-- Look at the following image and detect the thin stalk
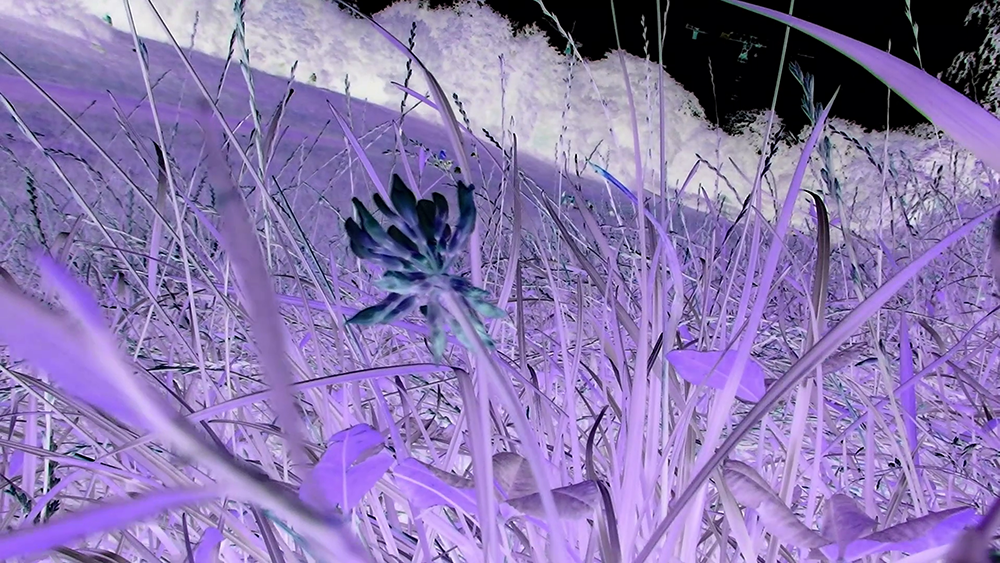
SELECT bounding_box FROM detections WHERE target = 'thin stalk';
[439,290,569,563]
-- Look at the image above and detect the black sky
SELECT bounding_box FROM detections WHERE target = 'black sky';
[350,0,987,135]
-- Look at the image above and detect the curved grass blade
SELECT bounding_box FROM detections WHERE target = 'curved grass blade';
[0,487,214,561]
[805,190,830,323]
[0,257,147,429]
[721,0,1000,173]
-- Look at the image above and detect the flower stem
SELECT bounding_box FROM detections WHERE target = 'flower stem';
[439,290,568,563]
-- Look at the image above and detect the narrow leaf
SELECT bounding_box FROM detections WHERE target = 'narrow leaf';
[373,271,426,295]
[432,193,449,236]
[347,294,405,326]
[0,488,213,561]
[196,103,306,465]
[390,174,420,229]
[448,182,477,254]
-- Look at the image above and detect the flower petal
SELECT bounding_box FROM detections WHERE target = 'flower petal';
[346,294,405,325]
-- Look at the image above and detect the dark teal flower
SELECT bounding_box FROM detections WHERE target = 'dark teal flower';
[345,175,505,361]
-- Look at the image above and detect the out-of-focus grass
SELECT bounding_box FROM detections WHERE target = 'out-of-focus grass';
[0,0,997,562]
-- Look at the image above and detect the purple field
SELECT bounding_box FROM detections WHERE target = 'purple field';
[0,0,999,561]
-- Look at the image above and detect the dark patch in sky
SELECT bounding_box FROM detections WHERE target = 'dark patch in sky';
[349,0,987,134]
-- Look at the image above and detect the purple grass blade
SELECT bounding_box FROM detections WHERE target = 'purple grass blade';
[195,100,307,467]
[0,259,147,429]
[4,450,23,479]
[722,0,1000,173]
[666,349,766,403]
[393,457,478,517]
[299,424,393,512]
[0,487,214,560]
[193,527,224,563]
[898,314,919,460]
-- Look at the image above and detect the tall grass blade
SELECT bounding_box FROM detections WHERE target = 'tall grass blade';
[0,488,214,560]
[722,0,1000,172]
[194,100,307,468]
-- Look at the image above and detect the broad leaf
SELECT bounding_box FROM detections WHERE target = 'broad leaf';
[821,494,877,558]
[722,460,828,549]
[865,507,976,555]
[393,457,477,517]
[505,480,601,520]
[299,424,392,512]
[817,506,976,561]
[667,349,766,402]
[492,452,538,500]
